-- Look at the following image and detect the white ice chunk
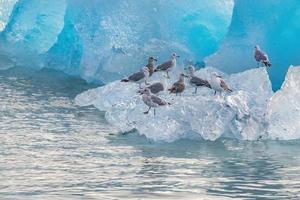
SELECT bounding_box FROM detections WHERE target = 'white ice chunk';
[266,66,300,140]
[76,67,273,142]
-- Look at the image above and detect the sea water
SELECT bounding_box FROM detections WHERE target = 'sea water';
[1,68,300,200]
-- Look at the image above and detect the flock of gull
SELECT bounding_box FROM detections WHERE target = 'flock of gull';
[121,45,271,115]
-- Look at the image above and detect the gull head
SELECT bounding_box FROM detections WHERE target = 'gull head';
[180,73,189,80]
[185,65,195,76]
[255,45,260,50]
[148,56,157,63]
[212,72,222,78]
[139,87,151,95]
[171,53,180,59]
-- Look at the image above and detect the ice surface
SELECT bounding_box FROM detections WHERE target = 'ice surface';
[266,66,300,140]
[45,0,234,83]
[1,0,66,54]
[0,0,17,31]
[76,67,274,142]
[206,0,300,90]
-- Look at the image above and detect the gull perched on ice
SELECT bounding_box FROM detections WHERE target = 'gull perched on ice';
[210,73,232,95]
[121,67,150,88]
[254,45,272,68]
[168,73,188,96]
[186,65,211,94]
[145,57,157,77]
[154,53,179,79]
[139,82,164,95]
[140,88,170,115]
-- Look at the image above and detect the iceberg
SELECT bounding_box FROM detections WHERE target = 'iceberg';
[76,67,274,142]
[0,0,17,31]
[0,0,300,90]
[206,0,300,90]
[1,0,66,54]
[0,0,234,82]
[266,66,300,140]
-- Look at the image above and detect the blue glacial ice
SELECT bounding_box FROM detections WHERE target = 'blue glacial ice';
[206,0,300,90]
[0,0,234,82]
[1,0,299,89]
[1,0,66,54]
[0,0,17,31]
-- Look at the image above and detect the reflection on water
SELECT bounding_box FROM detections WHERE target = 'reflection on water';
[0,68,300,200]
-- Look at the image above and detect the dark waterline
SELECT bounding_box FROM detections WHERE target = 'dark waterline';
[0,68,300,200]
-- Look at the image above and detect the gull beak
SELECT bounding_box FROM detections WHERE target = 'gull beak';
[154,58,158,62]
[177,55,180,58]
[217,75,223,78]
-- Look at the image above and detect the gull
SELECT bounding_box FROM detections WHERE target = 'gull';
[185,65,211,94]
[145,57,157,77]
[154,53,179,79]
[121,67,150,88]
[254,45,272,68]
[168,73,188,96]
[140,88,170,115]
[139,82,164,95]
[210,73,232,95]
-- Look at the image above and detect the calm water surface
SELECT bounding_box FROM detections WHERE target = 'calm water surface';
[0,68,300,200]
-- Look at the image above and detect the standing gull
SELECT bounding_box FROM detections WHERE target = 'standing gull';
[154,53,179,79]
[168,73,188,96]
[145,57,158,77]
[121,67,150,88]
[139,82,164,95]
[254,45,272,67]
[210,73,232,95]
[186,65,211,94]
[140,88,170,115]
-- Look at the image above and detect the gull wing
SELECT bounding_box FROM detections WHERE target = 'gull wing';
[157,60,172,71]
[151,95,167,106]
[128,71,145,81]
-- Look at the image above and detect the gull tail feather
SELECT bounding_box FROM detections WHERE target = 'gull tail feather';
[121,79,129,82]
[263,61,272,67]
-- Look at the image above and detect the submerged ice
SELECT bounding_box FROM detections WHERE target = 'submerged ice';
[75,67,289,142]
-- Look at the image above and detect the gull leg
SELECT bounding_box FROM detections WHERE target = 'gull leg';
[166,71,170,79]
[153,108,156,116]
[194,87,198,94]
[214,90,217,95]
[257,61,260,68]
[145,80,150,85]
[144,107,151,114]
[139,83,142,89]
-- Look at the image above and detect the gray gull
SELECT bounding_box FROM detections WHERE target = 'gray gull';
[140,88,170,115]
[121,67,150,88]
[254,45,272,68]
[154,53,179,79]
